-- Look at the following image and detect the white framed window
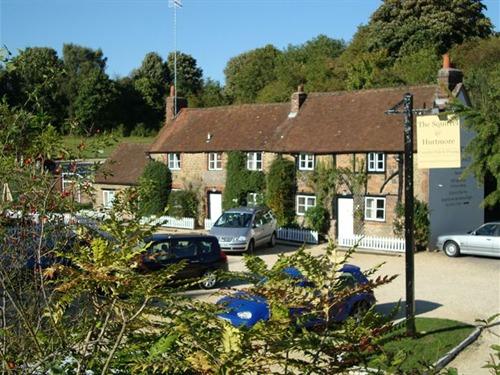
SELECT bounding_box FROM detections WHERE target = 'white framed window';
[103,190,116,209]
[364,197,386,221]
[168,153,181,170]
[299,154,315,170]
[208,152,222,170]
[62,173,82,202]
[246,152,263,171]
[367,152,385,172]
[296,195,316,216]
[247,192,263,207]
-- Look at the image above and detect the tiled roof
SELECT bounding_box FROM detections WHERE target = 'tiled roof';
[271,85,438,153]
[149,103,290,153]
[94,143,150,185]
[149,85,439,154]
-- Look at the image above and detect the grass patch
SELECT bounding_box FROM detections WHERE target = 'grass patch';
[63,136,155,159]
[370,317,475,372]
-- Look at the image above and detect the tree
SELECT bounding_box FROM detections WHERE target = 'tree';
[167,51,203,98]
[367,0,494,57]
[131,52,170,129]
[224,44,281,103]
[196,78,231,107]
[62,44,115,134]
[138,160,172,216]
[4,47,66,129]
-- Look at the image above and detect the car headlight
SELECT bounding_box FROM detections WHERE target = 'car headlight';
[236,236,247,242]
[236,311,252,320]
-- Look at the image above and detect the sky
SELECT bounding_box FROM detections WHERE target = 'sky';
[1,0,499,83]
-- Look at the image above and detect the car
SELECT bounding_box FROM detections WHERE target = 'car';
[436,222,500,258]
[137,233,228,289]
[216,264,375,328]
[209,207,277,253]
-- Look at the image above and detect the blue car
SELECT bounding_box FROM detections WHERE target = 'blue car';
[217,264,375,328]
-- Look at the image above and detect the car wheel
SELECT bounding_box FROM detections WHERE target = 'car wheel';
[444,241,460,257]
[200,270,218,289]
[351,300,370,323]
[269,232,277,247]
[247,239,255,255]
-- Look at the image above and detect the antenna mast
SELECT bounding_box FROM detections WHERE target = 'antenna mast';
[168,0,182,116]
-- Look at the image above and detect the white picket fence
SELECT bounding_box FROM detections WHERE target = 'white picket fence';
[140,215,195,230]
[338,235,405,253]
[204,219,215,230]
[277,227,319,244]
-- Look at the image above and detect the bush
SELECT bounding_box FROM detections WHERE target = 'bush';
[265,156,296,226]
[167,190,198,218]
[393,199,430,250]
[138,160,172,216]
[304,205,330,233]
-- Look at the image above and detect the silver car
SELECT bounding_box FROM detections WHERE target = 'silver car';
[436,222,500,258]
[209,207,277,253]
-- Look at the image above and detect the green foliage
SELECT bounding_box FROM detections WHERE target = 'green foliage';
[138,160,172,216]
[223,151,265,210]
[167,189,198,218]
[167,51,203,97]
[224,44,281,103]
[304,205,330,234]
[265,156,296,227]
[367,0,493,57]
[393,199,430,250]
[391,45,441,85]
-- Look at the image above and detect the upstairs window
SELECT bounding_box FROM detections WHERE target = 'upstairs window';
[365,197,386,221]
[168,153,181,170]
[367,152,385,172]
[299,154,315,170]
[208,152,222,170]
[247,152,263,171]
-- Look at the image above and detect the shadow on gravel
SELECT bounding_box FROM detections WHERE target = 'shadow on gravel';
[376,299,442,319]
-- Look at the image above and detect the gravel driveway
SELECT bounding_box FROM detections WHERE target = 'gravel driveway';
[188,243,500,374]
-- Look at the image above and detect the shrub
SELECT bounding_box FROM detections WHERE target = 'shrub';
[138,160,172,216]
[265,156,296,226]
[167,190,198,218]
[393,199,430,250]
[304,205,330,233]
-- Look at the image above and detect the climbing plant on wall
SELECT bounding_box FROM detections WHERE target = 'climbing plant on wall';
[223,151,265,210]
[265,156,296,227]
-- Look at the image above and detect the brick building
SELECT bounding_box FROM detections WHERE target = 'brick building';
[98,59,484,246]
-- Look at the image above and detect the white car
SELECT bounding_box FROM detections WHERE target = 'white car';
[436,222,500,258]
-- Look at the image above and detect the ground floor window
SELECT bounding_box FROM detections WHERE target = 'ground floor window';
[103,189,116,208]
[364,196,385,221]
[296,194,316,216]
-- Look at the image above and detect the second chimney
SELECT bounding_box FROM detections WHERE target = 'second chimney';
[437,53,463,93]
[289,84,307,118]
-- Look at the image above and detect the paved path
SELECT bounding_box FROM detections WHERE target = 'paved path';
[187,243,500,374]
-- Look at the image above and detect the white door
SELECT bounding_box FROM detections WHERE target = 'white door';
[337,197,354,239]
[209,192,222,221]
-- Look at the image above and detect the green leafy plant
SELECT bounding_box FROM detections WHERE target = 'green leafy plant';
[167,189,198,218]
[265,155,296,226]
[304,205,329,234]
[138,159,172,216]
[393,199,430,250]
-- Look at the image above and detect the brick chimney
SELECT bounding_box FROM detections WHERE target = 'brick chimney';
[288,84,307,118]
[165,85,188,125]
[437,53,463,93]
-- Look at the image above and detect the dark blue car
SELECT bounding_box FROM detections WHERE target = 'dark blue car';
[217,264,375,328]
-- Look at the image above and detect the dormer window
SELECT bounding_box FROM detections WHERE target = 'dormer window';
[367,152,385,172]
[247,152,263,171]
[298,154,315,170]
[168,153,181,170]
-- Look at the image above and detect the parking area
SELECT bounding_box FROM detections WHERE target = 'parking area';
[187,241,500,374]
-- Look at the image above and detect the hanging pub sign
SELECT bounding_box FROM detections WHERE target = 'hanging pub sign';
[416,115,461,169]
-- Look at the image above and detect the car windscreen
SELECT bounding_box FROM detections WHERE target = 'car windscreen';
[214,212,253,228]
